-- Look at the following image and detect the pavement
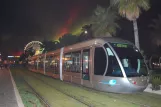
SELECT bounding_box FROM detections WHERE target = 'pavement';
[144,84,161,95]
[0,68,24,107]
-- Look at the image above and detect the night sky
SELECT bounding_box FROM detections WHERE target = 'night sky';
[0,0,161,57]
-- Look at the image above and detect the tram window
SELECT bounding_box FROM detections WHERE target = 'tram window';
[71,51,81,73]
[46,56,53,72]
[82,49,90,80]
[39,57,44,69]
[36,58,40,68]
[109,42,148,77]
[30,60,35,68]
[45,56,49,71]
[64,53,72,72]
[94,47,107,75]
[34,61,37,70]
[104,44,123,77]
[50,55,60,74]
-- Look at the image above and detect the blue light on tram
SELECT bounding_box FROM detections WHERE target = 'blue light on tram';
[99,79,117,86]
[109,80,117,85]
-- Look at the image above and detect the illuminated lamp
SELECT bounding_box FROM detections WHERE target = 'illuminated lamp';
[35,50,40,55]
[85,30,88,34]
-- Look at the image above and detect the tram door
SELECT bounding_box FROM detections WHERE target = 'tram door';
[82,49,92,87]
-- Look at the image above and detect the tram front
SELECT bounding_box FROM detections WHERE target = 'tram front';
[96,41,149,93]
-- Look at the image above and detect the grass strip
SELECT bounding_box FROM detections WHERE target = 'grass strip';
[14,67,161,107]
[24,75,88,107]
[11,68,44,107]
[24,69,139,107]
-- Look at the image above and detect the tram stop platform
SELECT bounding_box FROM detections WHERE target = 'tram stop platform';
[0,68,24,107]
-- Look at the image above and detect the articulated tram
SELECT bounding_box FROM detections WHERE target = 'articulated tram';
[28,37,149,93]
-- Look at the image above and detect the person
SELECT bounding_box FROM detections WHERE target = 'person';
[0,61,3,69]
[3,60,8,69]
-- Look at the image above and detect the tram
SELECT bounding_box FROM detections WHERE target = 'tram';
[28,37,149,93]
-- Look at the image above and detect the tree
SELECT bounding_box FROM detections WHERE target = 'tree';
[90,5,119,37]
[78,24,93,42]
[19,53,27,62]
[19,53,28,66]
[25,47,36,57]
[42,40,57,52]
[110,0,150,50]
[58,33,79,47]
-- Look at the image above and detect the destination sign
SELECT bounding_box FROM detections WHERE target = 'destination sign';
[111,43,129,48]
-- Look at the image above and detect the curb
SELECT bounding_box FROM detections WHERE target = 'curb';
[9,69,25,107]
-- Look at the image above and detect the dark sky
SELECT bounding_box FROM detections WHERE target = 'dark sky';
[0,0,161,57]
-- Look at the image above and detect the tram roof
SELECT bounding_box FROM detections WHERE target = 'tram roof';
[30,37,133,58]
[64,37,133,50]
[100,37,132,44]
[72,37,132,46]
[65,37,133,47]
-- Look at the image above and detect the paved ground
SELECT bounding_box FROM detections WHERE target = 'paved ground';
[0,68,24,107]
[144,84,161,95]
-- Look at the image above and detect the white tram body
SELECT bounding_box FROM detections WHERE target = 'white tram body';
[28,37,149,93]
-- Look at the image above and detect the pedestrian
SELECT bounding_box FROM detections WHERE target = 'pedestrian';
[0,61,3,69]
[3,60,8,69]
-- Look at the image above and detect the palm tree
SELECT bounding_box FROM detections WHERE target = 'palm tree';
[58,33,78,47]
[110,0,150,50]
[91,5,119,37]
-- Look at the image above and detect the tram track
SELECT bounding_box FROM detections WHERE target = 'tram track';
[28,77,91,107]
[14,68,161,107]
[24,71,144,107]
[24,79,51,107]
[21,71,90,107]
[28,72,157,107]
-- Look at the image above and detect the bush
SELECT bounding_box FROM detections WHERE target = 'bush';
[151,75,161,90]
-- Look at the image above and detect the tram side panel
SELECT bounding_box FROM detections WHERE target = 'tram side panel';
[62,46,93,88]
[28,60,34,71]
[62,50,82,84]
[28,58,38,72]
[45,54,60,79]
[37,55,45,74]
[81,48,93,88]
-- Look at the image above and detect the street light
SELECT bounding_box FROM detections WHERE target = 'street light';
[84,30,88,34]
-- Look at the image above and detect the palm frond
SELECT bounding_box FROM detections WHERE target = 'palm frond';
[91,6,119,37]
[137,0,150,11]
[111,0,150,20]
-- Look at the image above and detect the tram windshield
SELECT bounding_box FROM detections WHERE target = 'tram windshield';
[109,43,148,77]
